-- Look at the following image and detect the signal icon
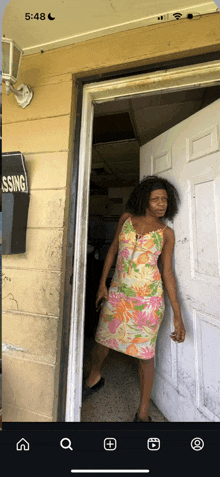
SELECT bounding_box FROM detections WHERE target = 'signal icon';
[173,12,182,20]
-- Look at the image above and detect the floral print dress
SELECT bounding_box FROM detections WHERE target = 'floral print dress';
[95,217,167,359]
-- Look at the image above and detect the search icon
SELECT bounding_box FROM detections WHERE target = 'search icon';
[60,438,73,451]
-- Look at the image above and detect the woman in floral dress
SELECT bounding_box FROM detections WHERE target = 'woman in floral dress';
[83,175,186,421]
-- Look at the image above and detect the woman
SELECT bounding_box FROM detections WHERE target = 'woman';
[83,175,186,422]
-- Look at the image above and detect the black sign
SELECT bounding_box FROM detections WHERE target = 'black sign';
[2,152,30,254]
[2,152,29,193]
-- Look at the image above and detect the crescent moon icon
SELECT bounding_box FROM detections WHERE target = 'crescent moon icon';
[48,13,55,20]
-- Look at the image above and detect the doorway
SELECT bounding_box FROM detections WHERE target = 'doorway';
[65,60,220,422]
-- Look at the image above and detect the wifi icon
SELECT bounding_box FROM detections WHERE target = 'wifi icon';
[173,12,182,19]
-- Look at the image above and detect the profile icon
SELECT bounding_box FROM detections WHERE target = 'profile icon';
[190,437,204,451]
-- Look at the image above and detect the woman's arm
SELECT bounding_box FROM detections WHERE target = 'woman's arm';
[160,227,186,343]
[96,212,131,306]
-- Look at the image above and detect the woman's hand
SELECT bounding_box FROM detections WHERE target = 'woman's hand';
[95,284,109,309]
[170,316,186,343]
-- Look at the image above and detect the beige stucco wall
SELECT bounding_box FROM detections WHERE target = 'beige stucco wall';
[2,12,220,421]
[2,75,76,421]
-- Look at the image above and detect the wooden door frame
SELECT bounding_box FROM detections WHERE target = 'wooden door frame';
[60,55,220,422]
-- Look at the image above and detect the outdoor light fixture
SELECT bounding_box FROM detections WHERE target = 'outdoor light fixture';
[2,37,33,108]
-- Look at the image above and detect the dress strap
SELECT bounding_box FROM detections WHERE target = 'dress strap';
[162,225,167,231]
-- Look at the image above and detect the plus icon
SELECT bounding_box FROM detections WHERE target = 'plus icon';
[104,438,117,451]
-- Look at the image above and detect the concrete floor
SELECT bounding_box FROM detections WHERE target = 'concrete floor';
[81,337,169,422]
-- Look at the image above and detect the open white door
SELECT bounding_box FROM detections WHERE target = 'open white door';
[66,60,220,422]
[140,99,220,422]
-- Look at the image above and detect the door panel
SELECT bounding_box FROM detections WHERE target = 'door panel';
[140,98,220,422]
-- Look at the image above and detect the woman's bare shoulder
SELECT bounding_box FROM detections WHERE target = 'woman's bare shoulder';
[163,225,175,243]
[164,225,174,232]
[111,212,131,250]
[116,212,131,234]
[120,212,132,223]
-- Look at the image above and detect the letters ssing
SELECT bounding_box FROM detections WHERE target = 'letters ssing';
[2,175,27,192]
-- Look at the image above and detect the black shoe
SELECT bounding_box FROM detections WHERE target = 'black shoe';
[82,377,105,402]
[133,412,152,422]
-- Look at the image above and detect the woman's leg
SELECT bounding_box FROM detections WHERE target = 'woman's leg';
[138,357,155,421]
[86,342,109,387]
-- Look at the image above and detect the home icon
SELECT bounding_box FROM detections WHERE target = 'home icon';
[16,438,30,451]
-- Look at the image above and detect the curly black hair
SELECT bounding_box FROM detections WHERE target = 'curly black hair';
[125,175,180,221]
